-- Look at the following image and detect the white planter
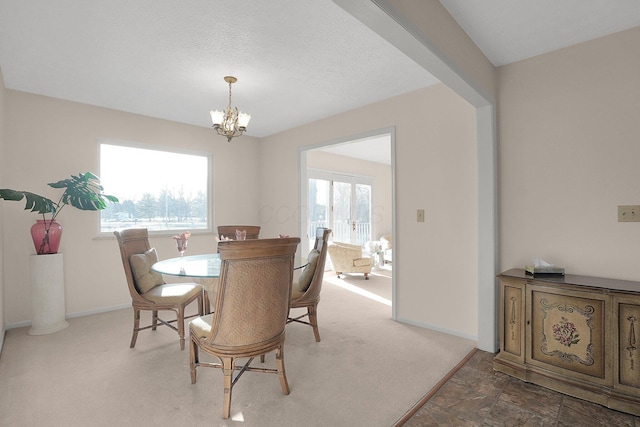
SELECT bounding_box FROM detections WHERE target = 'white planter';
[28,253,69,335]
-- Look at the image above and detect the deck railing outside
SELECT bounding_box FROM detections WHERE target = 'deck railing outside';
[309,221,370,247]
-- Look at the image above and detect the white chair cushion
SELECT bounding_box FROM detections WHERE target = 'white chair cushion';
[142,282,202,304]
[190,313,214,339]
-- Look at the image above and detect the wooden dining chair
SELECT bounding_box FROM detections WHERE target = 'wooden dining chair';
[287,228,332,341]
[114,228,204,350]
[189,237,300,419]
[216,225,261,240]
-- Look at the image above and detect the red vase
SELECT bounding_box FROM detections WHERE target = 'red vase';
[30,220,63,255]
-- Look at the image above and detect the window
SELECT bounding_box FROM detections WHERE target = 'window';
[99,141,211,234]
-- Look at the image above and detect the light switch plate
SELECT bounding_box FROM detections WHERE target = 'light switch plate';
[417,209,425,222]
[618,205,640,222]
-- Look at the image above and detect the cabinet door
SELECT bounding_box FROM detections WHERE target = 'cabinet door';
[499,277,526,363]
[614,295,640,394]
[527,284,609,384]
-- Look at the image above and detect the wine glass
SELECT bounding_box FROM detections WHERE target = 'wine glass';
[176,238,188,257]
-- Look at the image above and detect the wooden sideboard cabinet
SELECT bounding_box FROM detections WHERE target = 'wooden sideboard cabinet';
[494,269,640,416]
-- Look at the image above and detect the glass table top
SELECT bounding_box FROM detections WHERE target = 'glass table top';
[151,253,221,278]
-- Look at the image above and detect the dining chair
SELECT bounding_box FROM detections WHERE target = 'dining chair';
[287,227,332,342]
[189,237,300,419]
[216,225,261,240]
[114,228,204,350]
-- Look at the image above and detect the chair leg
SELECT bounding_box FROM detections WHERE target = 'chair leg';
[151,310,158,330]
[178,306,186,350]
[189,335,198,384]
[130,308,141,348]
[198,293,205,316]
[276,345,290,395]
[222,357,235,419]
[308,304,321,342]
[203,290,211,314]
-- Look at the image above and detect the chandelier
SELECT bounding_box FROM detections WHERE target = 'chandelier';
[209,76,251,142]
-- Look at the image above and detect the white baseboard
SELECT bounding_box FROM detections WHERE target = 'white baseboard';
[395,315,478,342]
[67,304,131,319]
[4,304,131,331]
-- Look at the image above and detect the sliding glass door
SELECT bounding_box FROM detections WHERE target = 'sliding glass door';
[308,171,372,247]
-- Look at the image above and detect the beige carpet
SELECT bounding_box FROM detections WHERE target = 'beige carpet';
[0,271,475,426]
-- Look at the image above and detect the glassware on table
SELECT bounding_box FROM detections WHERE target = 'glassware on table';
[172,231,191,274]
[172,231,191,258]
[176,238,188,257]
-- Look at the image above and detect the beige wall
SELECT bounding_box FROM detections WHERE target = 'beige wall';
[259,83,478,338]
[306,150,393,238]
[349,0,497,348]
[2,91,260,325]
[0,67,5,338]
[498,26,640,281]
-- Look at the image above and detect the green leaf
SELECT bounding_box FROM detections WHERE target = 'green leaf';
[0,189,56,214]
[1,172,118,217]
[50,172,118,211]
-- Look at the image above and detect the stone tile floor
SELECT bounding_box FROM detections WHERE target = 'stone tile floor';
[404,350,640,426]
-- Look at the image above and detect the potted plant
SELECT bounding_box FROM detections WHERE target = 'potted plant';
[0,172,118,254]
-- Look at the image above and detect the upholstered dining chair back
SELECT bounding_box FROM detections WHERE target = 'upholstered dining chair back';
[216,225,261,240]
[287,227,332,341]
[115,228,152,303]
[188,237,300,419]
[114,228,203,350]
[207,237,299,347]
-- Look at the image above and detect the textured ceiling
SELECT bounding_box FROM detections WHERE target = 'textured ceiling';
[0,0,638,142]
[439,0,640,67]
[0,0,437,138]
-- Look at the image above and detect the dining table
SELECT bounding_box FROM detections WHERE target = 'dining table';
[151,253,221,278]
[152,253,221,313]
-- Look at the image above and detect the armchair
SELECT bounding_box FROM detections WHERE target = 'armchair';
[327,242,372,280]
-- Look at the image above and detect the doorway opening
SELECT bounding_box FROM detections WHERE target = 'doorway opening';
[299,128,396,317]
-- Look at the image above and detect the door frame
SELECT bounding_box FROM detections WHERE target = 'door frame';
[299,127,396,318]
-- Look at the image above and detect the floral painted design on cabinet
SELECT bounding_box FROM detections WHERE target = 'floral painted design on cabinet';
[532,289,605,378]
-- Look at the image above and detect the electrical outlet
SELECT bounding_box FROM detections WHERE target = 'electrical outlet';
[618,205,640,222]
[417,209,425,222]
